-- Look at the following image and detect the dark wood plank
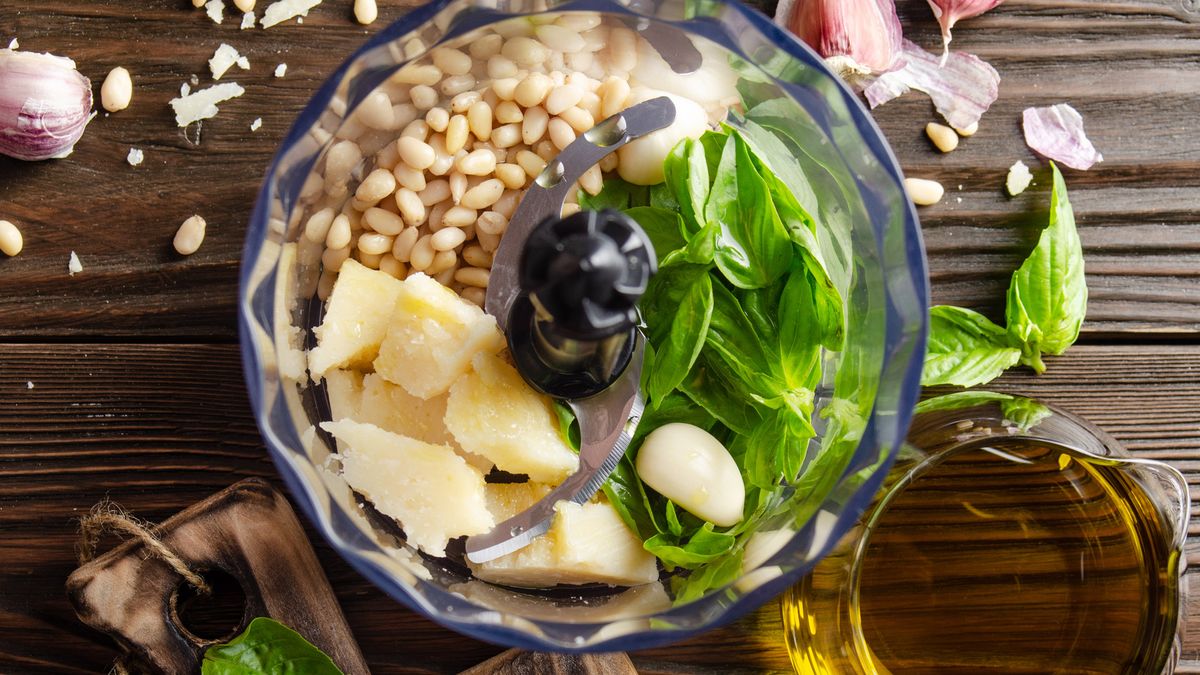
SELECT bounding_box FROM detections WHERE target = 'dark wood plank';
[0,0,1197,337]
[0,343,1198,672]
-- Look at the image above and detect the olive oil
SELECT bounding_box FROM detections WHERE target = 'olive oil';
[784,438,1184,674]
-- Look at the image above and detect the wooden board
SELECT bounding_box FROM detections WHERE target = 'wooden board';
[1,343,1198,673]
[0,0,1197,338]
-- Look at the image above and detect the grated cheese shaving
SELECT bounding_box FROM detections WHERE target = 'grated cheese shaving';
[236,56,250,70]
[127,148,144,166]
[205,0,224,23]
[250,117,263,131]
[260,0,321,28]
[240,11,256,29]
[209,44,245,80]
[68,251,83,276]
[1006,160,1033,197]
[274,63,287,77]
[180,82,191,96]
[169,82,246,126]
[26,381,34,390]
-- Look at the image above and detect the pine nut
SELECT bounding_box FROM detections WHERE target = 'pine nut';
[402,38,426,60]
[428,136,455,176]
[317,270,337,300]
[443,206,477,228]
[449,171,468,204]
[461,179,505,210]
[410,234,435,271]
[322,245,351,272]
[397,136,436,170]
[101,67,133,112]
[476,211,508,235]
[354,0,377,24]
[325,140,362,185]
[357,91,394,129]
[495,100,523,124]
[502,37,550,67]
[0,218,23,254]
[326,214,352,249]
[440,74,476,97]
[391,64,441,86]
[599,152,618,173]
[548,117,575,150]
[559,106,594,134]
[427,201,449,231]
[400,119,429,141]
[395,188,426,226]
[428,249,458,275]
[420,179,451,205]
[457,149,497,176]
[600,77,630,118]
[434,267,457,286]
[431,47,472,76]
[578,91,601,120]
[491,123,522,149]
[392,162,426,192]
[410,84,438,110]
[392,103,419,131]
[469,34,504,60]
[535,24,586,53]
[355,168,397,204]
[496,163,526,189]
[955,121,979,137]
[565,51,594,75]
[492,77,520,101]
[358,251,383,269]
[904,177,945,206]
[488,56,519,80]
[609,27,637,72]
[392,227,419,262]
[461,286,486,307]
[450,90,481,114]
[518,105,546,146]
[455,267,490,288]
[579,164,602,196]
[379,254,407,279]
[581,26,609,53]
[926,123,959,153]
[477,230,501,252]
[304,208,336,243]
[431,226,467,251]
[549,70,566,86]
[445,114,469,154]
[515,73,553,108]
[363,207,406,235]
[358,232,394,255]
[425,106,449,132]
[545,84,583,115]
[560,202,581,217]
[516,149,547,178]
[467,101,493,142]
[556,12,602,32]
[535,139,557,161]
[169,215,206,256]
[493,190,520,218]
[462,244,492,268]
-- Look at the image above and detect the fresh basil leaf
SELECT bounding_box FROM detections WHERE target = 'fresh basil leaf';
[664,500,685,537]
[733,120,820,230]
[697,128,728,186]
[649,182,679,211]
[201,618,343,675]
[646,272,713,404]
[641,263,709,344]
[644,523,736,570]
[1000,397,1053,432]
[669,545,745,605]
[705,281,781,395]
[914,390,1014,415]
[922,305,1022,388]
[634,390,717,445]
[1006,163,1087,373]
[663,137,710,230]
[578,178,648,211]
[679,352,764,436]
[602,455,666,541]
[625,206,687,265]
[550,400,580,451]
[704,134,794,289]
[779,267,832,388]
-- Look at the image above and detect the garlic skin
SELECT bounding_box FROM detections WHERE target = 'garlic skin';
[776,0,903,82]
[927,0,1005,58]
[0,49,94,161]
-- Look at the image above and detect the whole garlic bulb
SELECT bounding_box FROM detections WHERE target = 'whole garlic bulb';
[775,0,904,82]
[0,49,94,161]
[927,0,1005,57]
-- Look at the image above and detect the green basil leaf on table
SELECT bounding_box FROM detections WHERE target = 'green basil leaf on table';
[624,206,687,265]
[1000,397,1053,432]
[1006,162,1087,373]
[201,617,343,675]
[922,305,1022,388]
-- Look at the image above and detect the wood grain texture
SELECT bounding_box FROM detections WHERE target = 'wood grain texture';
[0,0,1197,337]
[0,343,1198,673]
[458,650,636,675]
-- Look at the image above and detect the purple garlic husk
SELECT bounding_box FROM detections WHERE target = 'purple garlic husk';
[775,0,904,83]
[0,49,94,161]
[926,0,1005,58]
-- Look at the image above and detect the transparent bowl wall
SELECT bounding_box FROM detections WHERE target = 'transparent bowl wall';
[239,0,929,652]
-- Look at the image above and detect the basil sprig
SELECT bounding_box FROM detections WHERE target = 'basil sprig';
[202,617,343,675]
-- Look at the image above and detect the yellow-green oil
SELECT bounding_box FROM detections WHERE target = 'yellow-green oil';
[784,439,1181,674]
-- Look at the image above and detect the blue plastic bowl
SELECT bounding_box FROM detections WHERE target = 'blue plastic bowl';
[240,0,928,652]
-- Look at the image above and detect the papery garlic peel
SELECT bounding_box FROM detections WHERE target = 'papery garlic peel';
[0,49,94,161]
[927,0,1004,60]
[776,0,903,81]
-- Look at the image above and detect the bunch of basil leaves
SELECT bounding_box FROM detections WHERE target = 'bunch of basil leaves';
[574,122,845,602]
[923,163,1087,387]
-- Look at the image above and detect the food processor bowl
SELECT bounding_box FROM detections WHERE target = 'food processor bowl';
[239,0,929,652]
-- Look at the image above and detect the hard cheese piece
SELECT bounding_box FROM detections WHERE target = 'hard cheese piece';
[374,272,505,399]
[323,369,364,422]
[469,485,659,587]
[309,260,405,378]
[322,420,493,557]
[445,351,578,483]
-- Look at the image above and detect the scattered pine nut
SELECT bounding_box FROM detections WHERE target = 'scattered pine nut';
[0,220,23,257]
[354,0,377,25]
[904,178,945,206]
[68,251,83,275]
[174,215,207,255]
[954,121,979,137]
[100,67,133,113]
[1006,161,1033,197]
[925,123,959,153]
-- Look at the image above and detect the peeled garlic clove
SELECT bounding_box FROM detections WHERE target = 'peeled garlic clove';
[776,0,903,81]
[635,423,745,527]
[926,0,1005,58]
[0,49,93,161]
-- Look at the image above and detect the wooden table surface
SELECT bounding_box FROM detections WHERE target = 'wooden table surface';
[1,0,1198,673]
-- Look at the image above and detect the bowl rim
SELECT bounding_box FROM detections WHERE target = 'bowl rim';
[238,0,930,653]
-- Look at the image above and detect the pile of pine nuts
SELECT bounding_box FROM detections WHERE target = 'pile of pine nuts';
[303,13,659,306]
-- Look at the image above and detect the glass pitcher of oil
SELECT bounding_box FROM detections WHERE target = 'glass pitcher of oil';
[784,395,1189,674]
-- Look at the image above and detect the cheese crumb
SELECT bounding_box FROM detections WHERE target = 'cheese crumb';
[180,82,191,97]
[26,381,34,390]
[250,117,263,131]
[205,0,224,23]
[260,0,321,28]
[240,11,256,29]
[274,63,287,78]
[1006,160,1033,197]
[127,148,144,166]
[190,74,200,86]
[169,82,246,126]
[209,44,250,80]
[6,38,17,50]
[68,251,83,276]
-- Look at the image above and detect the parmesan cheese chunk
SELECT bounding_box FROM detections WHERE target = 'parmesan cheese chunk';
[126,148,144,166]
[205,0,224,23]
[308,259,404,377]
[1006,160,1034,197]
[208,44,248,81]
[323,420,493,557]
[68,251,82,276]
[240,11,256,29]
[260,0,321,28]
[274,63,287,77]
[169,82,245,127]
